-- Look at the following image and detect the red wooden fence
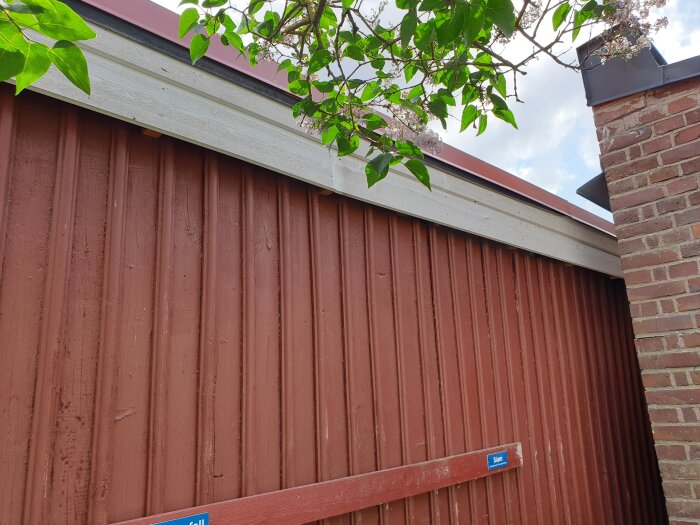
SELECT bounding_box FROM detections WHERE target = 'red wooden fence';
[0,85,665,524]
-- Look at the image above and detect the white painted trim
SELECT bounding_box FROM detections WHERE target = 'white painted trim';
[26,26,623,277]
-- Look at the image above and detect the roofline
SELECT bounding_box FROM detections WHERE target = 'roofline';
[72,0,615,235]
[577,34,700,107]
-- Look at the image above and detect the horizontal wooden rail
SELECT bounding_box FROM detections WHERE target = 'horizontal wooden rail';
[113,443,522,525]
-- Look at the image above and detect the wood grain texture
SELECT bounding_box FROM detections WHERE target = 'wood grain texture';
[0,86,666,525]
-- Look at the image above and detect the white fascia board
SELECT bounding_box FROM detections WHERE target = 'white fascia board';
[26,26,622,277]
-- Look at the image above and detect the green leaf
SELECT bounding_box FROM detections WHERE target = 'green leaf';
[0,47,25,82]
[202,0,227,7]
[178,8,200,38]
[49,40,90,94]
[336,133,359,157]
[494,107,517,128]
[22,0,96,40]
[400,10,417,49]
[405,159,431,189]
[341,0,353,9]
[485,0,515,38]
[362,113,387,131]
[343,44,364,61]
[552,2,571,30]
[308,49,333,74]
[414,20,436,51]
[223,30,243,53]
[460,105,478,132]
[189,33,210,63]
[395,139,423,158]
[321,125,339,145]
[0,19,29,51]
[462,2,485,44]
[15,42,50,93]
[477,114,488,135]
[571,10,586,41]
[491,73,506,98]
[365,153,393,187]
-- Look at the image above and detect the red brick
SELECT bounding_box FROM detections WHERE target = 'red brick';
[677,209,700,227]
[639,107,667,124]
[608,176,636,195]
[600,149,627,169]
[650,409,680,426]
[681,157,700,175]
[669,261,699,279]
[659,228,693,247]
[625,268,653,285]
[691,192,700,206]
[686,107,700,125]
[690,277,700,292]
[669,520,698,525]
[655,427,700,443]
[650,79,700,100]
[646,234,660,249]
[643,372,673,388]
[622,249,679,271]
[676,123,700,145]
[660,298,676,313]
[628,144,642,160]
[635,336,665,352]
[676,372,691,386]
[669,96,698,114]
[656,115,686,134]
[630,300,658,317]
[606,157,659,182]
[613,208,640,225]
[634,314,695,333]
[667,499,700,520]
[650,165,680,183]
[683,407,698,422]
[594,93,646,125]
[627,280,686,301]
[657,195,689,215]
[657,444,688,460]
[638,351,700,369]
[653,266,669,281]
[611,186,665,210]
[667,176,699,195]
[604,125,653,153]
[646,387,700,405]
[693,224,700,238]
[664,481,694,497]
[618,237,645,255]
[642,204,656,219]
[643,135,672,154]
[690,446,700,460]
[681,240,700,258]
[618,217,673,239]
[685,333,700,349]
[662,141,700,165]
[678,294,700,311]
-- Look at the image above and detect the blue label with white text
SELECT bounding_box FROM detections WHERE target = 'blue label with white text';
[153,513,209,525]
[487,451,508,470]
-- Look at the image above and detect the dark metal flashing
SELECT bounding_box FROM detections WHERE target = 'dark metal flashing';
[576,173,611,212]
[578,36,700,107]
[64,0,298,108]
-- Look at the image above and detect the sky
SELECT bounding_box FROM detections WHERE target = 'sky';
[152,0,699,221]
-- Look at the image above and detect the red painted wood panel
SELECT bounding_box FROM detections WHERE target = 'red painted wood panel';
[0,85,665,524]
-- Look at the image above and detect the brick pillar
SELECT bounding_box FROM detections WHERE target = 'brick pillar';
[592,77,700,523]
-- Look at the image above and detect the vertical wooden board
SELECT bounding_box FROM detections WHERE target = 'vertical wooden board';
[412,221,451,524]
[243,168,281,496]
[366,208,404,524]
[314,195,350,525]
[480,244,518,524]
[464,238,506,525]
[339,200,380,525]
[493,249,535,524]
[534,260,574,524]
[448,234,488,524]
[162,143,204,511]
[428,227,469,525]
[0,93,60,523]
[212,156,244,503]
[47,112,111,524]
[390,217,431,525]
[511,253,551,525]
[109,131,160,523]
[279,183,317,491]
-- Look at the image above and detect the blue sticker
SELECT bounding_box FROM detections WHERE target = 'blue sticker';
[487,451,508,470]
[153,513,209,525]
